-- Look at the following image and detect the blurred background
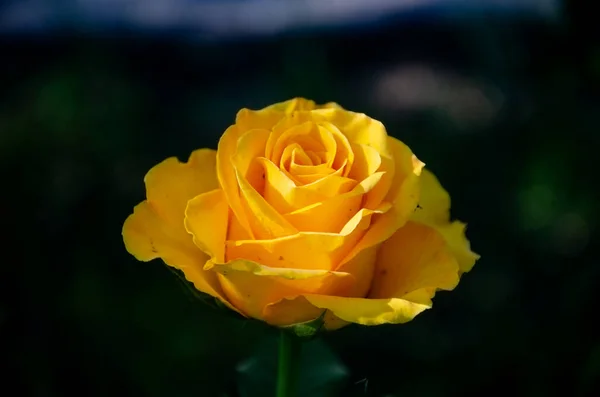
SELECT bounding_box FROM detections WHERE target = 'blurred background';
[1,0,599,396]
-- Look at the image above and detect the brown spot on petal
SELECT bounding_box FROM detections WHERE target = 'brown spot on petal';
[150,239,158,254]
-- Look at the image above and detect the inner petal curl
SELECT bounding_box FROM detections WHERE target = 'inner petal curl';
[260,157,357,215]
[267,118,357,185]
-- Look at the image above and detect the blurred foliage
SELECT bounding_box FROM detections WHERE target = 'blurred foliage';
[1,1,599,396]
[237,337,348,397]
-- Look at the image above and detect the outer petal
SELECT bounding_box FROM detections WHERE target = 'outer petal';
[369,221,460,300]
[213,261,355,322]
[184,189,228,263]
[144,149,220,226]
[261,297,352,330]
[208,259,351,280]
[435,222,479,272]
[301,221,460,326]
[413,168,450,224]
[235,106,288,131]
[303,295,430,326]
[386,136,425,223]
[222,245,378,326]
[122,150,233,308]
[262,296,326,326]
[216,211,382,324]
[123,202,205,268]
[411,169,480,272]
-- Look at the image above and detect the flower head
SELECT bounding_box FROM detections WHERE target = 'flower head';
[123,98,479,330]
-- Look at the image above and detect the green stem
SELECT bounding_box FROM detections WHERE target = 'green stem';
[276,330,301,397]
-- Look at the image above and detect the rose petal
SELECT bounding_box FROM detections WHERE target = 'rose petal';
[232,129,272,193]
[302,221,462,326]
[207,259,350,279]
[184,189,228,263]
[235,106,288,131]
[228,128,299,239]
[340,137,425,264]
[298,166,356,197]
[411,169,480,272]
[267,115,354,174]
[363,153,394,210]
[265,98,319,113]
[435,222,479,273]
[144,149,220,226]
[266,113,318,160]
[218,244,378,325]
[302,295,431,326]
[235,166,298,239]
[293,173,338,185]
[260,158,355,215]
[320,101,344,110]
[283,172,385,233]
[218,117,309,240]
[369,221,460,299]
[385,136,425,220]
[262,296,325,326]
[412,168,450,224]
[271,122,326,167]
[227,206,382,272]
[217,125,254,237]
[212,260,354,321]
[123,204,237,313]
[312,108,391,157]
[227,209,252,241]
[347,143,382,182]
[122,150,234,309]
[320,122,354,173]
[291,146,314,166]
[334,244,378,294]
[289,161,335,177]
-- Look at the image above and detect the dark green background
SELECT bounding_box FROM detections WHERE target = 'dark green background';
[2,1,599,396]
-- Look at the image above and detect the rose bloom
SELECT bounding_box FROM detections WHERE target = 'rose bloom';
[122,98,479,330]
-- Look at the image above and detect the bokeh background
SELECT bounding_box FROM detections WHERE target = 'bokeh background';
[2,0,599,396]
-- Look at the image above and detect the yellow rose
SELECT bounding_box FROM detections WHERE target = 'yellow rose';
[122,98,479,330]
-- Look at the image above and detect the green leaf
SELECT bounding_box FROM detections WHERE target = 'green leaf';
[237,334,348,397]
[282,311,326,339]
